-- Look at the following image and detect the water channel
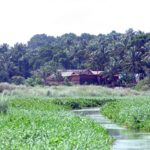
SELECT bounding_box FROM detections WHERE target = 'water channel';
[73,108,150,150]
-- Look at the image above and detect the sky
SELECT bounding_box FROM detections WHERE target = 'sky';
[0,0,150,46]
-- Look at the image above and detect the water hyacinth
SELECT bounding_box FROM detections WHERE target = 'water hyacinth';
[101,97,150,131]
[0,97,112,149]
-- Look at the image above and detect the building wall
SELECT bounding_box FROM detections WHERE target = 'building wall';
[68,74,99,85]
[68,75,80,84]
[80,75,98,84]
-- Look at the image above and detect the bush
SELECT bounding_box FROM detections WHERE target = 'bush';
[0,83,16,93]
[64,78,72,86]
[135,77,150,91]
[25,77,42,86]
[11,76,25,85]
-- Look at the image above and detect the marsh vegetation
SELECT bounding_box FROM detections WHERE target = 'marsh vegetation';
[0,84,150,149]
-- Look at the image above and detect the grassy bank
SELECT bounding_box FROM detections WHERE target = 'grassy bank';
[0,97,113,149]
[101,96,150,131]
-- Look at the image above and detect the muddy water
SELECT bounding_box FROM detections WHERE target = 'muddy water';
[73,108,150,150]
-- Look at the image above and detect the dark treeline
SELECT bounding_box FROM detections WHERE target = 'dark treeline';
[0,28,150,85]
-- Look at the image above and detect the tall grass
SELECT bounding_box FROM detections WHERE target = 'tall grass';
[0,91,9,113]
[11,85,143,98]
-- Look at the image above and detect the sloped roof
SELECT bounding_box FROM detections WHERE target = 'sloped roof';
[59,69,103,77]
[91,71,104,75]
[61,71,75,77]
[59,69,83,77]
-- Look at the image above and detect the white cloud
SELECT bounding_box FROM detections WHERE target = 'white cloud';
[0,0,150,45]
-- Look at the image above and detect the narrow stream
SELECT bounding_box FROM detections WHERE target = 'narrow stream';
[73,108,150,150]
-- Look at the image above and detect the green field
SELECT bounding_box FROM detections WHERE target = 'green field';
[0,84,150,149]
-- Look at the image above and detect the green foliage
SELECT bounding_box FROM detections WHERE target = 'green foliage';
[0,29,150,86]
[11,76,25,85]
[25,77,42,86]
[1,85,149,148]
[0,92,9,114]
[52,97,115,109]
[0,97,112,149]
[64,77,72,86]
[0,110,112,149]
[101,97,150,131]
[0,101,8,114]
[135,77,150,91]
[54,71,64,82]
[0,71,9,82]
[10,98,66,111]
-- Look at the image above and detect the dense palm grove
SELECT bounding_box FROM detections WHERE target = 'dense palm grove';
[0,29,150,85]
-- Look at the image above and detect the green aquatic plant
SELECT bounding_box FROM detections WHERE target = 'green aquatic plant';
[0,97,113,149]
[101,97,150,131]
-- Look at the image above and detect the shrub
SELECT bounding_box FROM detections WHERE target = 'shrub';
[25,77,42,86]
[135,77,150,91]
[11,76,25,85]
[64,77,72,86]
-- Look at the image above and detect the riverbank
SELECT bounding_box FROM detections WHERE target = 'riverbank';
[101,96,150,131]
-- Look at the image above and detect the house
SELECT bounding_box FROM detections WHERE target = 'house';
[59,69,102,84]
[46,69,119,86]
